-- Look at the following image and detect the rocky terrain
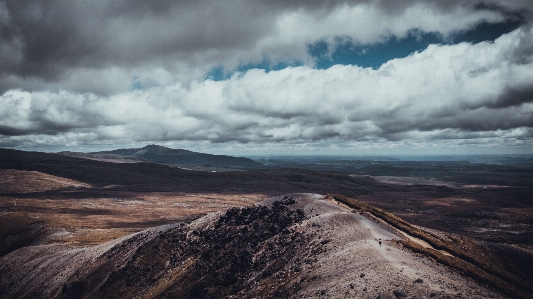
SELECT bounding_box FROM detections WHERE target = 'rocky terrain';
[1,148,532,298]
[0,194,510,299]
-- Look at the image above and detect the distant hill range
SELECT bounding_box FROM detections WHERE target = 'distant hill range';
[60,145,264,170]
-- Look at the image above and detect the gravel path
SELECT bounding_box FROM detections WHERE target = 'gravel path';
[281,193,505,298]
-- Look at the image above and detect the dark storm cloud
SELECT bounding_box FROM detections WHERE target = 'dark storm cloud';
[490,85,533,108]
[379,106,532,136]
[1,0,529,91]
[0,1,97,78]
[0,0,268,79]
[0,125,33,136]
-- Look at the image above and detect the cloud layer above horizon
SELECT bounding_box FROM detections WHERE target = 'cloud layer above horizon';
[1,0,532,153]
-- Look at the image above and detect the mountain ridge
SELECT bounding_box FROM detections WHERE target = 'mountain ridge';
[63,144,265,169]
[0,194,513,299]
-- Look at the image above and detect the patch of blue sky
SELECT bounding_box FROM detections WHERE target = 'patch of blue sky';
[131,76,161,91]
[308,31,442,69]
[310,19,522,69]
[131,76,143,90]
[205,60,304,81]
[205,19,522,80]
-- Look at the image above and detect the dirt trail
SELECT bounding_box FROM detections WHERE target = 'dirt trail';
[268,194,505,298]
[354,206,455,257]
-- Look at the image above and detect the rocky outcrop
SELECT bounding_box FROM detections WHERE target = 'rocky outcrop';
[60,196,308,299]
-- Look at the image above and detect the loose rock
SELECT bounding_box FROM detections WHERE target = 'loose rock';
[393,289,408,298]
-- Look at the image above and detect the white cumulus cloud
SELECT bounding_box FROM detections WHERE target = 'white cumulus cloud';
[1,26,532,152]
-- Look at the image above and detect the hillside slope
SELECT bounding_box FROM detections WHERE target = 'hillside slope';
[95,144,265,169]
[0,148,377,195]
[0,194,507,299]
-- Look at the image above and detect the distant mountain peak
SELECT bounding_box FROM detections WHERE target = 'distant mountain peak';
[137,144,163,154]
[142,144,167,151]
[94,145,263,169]
[143,144,165,149]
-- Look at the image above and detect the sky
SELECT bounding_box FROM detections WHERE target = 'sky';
[1,0,532,156]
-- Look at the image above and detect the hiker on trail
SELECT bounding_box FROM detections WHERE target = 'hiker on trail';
[379,238,382,247]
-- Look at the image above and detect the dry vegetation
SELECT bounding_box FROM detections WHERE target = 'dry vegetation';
[0,192,264,247]
[0,169,266,256]
[0,169,90,193]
